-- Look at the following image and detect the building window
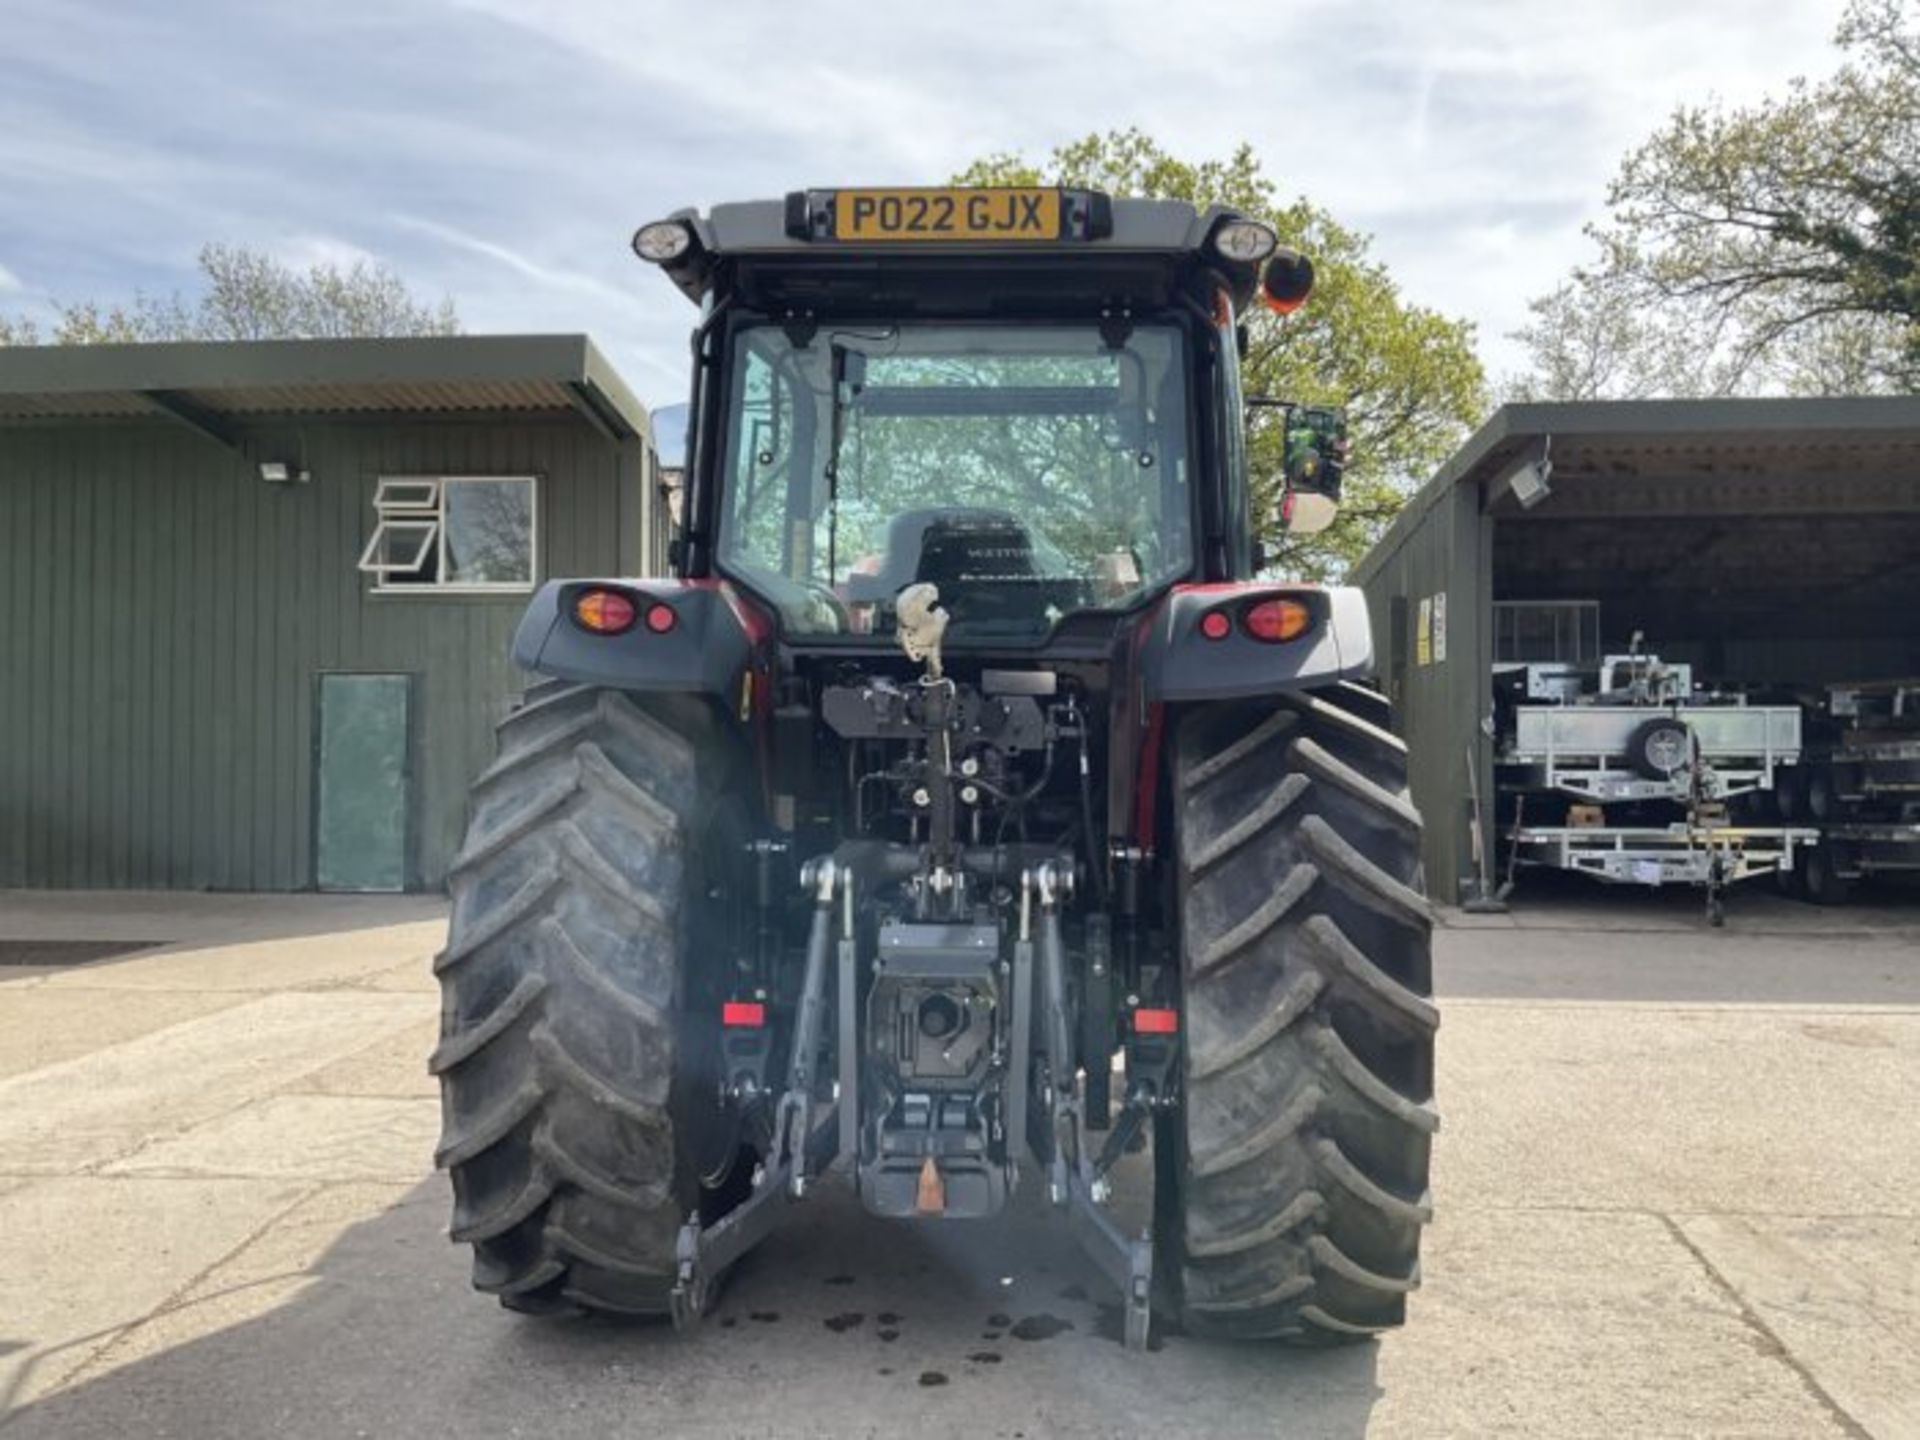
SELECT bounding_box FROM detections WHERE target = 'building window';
[358,476,538,592]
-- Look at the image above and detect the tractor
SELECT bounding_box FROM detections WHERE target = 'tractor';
[431,186,1436,1348]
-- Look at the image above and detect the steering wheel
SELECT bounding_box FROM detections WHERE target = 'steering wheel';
[802,579,852,632]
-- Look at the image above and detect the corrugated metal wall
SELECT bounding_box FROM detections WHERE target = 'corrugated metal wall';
[1357,482,1491,906]
[0,413,649,890]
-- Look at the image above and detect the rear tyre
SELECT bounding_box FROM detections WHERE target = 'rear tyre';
[1169,692,1437,1342]
[432,683,752,1317]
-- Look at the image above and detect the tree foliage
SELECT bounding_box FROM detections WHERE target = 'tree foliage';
[957,130,1486,579]
[1514,0,1919,399]
[0,243,459,346]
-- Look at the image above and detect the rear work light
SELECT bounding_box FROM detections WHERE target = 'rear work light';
[1212,218,1278,263]
[1242,598,1312,643]
[633,220,694,263]
[573,588,637,634]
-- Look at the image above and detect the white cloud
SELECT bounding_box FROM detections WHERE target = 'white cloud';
[435,0,1844,380]
[0,0,1852,393]
[271,234,381,273]
[390,216,627,306]
[386,215,687,391]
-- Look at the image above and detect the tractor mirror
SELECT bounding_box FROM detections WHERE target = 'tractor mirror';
[1277,406,1347,535]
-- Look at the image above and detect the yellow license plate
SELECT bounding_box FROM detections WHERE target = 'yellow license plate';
[834,188,1061,242]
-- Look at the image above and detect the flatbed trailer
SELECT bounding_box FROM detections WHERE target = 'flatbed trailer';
[1812,734,1920,812]
[1822,822,1920,874]
[1785,679,1920,904]
[1504,821,1819,924]
[1502,702,1803,802]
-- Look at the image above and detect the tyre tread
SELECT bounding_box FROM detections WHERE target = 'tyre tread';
[434,681,719,1318]
[1173,692,1436,1342]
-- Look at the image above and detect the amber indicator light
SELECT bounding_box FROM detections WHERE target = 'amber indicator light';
[574,589,637,634]
[1242,598,1312,643]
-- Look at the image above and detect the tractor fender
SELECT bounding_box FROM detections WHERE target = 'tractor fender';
[1138,583,1375,702]
[511,579,763,699]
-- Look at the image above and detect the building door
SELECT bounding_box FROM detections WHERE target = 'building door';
[315,673,413,892]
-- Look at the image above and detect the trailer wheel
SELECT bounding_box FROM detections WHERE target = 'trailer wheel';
[1799,843,1853,907]
[432,683,753,1317]
[1775,856,1807,901]
[1168,692,1436,1343]
[1625,716,1692,781]
[1805,765,1843,823]
[1776,766,1809,821]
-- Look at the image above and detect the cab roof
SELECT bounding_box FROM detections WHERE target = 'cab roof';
[643,191,1262,315]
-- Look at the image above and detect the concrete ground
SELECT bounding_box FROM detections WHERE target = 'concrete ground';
[1,885,1917,1439]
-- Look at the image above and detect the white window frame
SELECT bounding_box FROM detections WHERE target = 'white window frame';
[359,475,539,595]
[356,518,441,574]
[374,477,441,512]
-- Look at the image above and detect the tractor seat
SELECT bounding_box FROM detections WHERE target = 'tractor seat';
[843,507,1045,606]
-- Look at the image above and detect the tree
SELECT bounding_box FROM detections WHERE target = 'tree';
[1514,0,1919,399]
[0,243,459,345]
[957,130,1487,579]
[1506,280,1733,402]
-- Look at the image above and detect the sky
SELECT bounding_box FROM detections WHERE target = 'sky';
[0,0,1848,407]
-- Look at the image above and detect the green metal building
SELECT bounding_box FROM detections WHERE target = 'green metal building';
[0,335,662,892]
[1352,397,1920,904]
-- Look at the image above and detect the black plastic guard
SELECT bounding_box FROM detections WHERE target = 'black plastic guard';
[1138,584,1375,702]
[511,579,761,699]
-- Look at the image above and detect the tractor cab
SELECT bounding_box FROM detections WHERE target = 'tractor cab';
[634,187,1340,650]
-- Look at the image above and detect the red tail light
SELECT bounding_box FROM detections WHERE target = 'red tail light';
[1199,610,1232,641]
[644,602,677,634]
[573,588,637,634]
[1133,1007,1179,1034]
[721,1000,765,1028]
[1243,598,1311,643]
